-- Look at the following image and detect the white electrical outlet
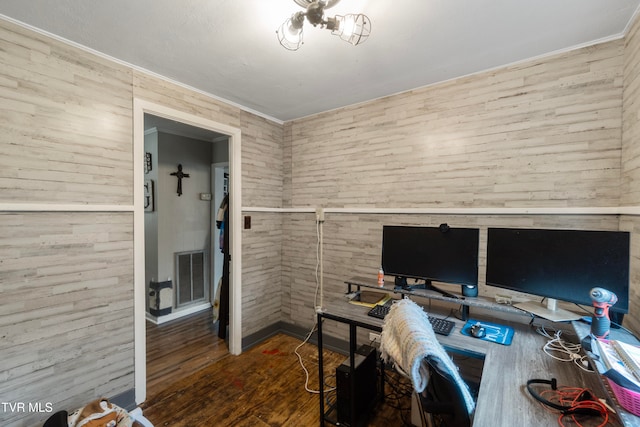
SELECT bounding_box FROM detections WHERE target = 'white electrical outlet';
[316,207,324,222]
[369,332,381,343]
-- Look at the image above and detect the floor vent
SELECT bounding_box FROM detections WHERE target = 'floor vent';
[175,250,207,307]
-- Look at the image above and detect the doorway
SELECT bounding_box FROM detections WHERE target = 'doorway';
[143,114,227,320]
[133,99,243,405]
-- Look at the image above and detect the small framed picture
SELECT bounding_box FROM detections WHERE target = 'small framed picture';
[145,152,153,174]
[144,179,154,212]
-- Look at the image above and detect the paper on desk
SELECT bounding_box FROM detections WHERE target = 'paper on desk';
[612,340,640,382]
[347,291,391,307]
[593,338,640,392]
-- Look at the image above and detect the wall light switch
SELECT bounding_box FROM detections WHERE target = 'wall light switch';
[200,193,212,201]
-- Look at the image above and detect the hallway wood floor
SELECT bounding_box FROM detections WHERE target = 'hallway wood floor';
[146,309,229,397]
[142,314,414,426]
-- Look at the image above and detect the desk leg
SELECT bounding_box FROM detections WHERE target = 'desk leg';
[380,354,385,403]
[349,323,357,426]
[317,313,325,427]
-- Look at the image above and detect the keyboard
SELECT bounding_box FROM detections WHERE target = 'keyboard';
[367,304,393,319]
[367,303,455,336]
[429,316,456,336]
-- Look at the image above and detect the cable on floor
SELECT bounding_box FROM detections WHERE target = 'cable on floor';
[382,367,414,426]
[293,322,337,394]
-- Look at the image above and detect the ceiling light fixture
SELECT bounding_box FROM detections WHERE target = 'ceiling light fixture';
[276,0,371,51]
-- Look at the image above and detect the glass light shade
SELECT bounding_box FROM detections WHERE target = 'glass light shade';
[332,13,371,45]
[277,16,304,51]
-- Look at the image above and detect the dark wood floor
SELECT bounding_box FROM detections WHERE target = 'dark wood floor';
[146,309,229,397]
[142,312,415,426]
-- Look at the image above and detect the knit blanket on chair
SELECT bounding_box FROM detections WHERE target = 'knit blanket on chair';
[380,299,475,415]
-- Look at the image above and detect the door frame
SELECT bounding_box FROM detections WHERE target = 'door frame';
[133,99,243,404]
[211,161,229,312]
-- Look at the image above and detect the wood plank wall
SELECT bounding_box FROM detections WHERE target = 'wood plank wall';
[621,11,640,335]
[0,19,137,427]
[0,23,134,205]
[0,18,284,426]
[237,112,284,335]
[0,213,134,426]
[286,40,624,209]
[282,39,632,334]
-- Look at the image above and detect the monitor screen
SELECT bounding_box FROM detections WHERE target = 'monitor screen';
[381,225,479,286]
[486,228,630,313]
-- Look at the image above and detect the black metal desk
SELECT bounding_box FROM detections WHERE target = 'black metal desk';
[317,307,385,426]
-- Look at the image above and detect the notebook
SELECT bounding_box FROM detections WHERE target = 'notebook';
[612,340,640,382]
[594,338,640,392]
[348,290,390,307]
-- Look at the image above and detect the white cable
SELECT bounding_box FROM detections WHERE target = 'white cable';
[313,221,322,310]
[314,219,320,308]
[294,323,336,394]
[295,216,335,394]
[539,327,593,372]
[316,218,323,310]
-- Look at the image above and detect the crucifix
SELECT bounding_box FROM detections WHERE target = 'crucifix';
[170,164,190,196]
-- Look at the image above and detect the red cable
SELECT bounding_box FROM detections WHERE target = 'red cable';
[538,386,609,427]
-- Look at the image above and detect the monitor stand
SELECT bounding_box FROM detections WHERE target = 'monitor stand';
[514,298,581,322]
[425,282,460,300]
[395,277,460,300]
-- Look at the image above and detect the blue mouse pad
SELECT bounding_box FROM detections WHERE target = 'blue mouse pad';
[461,319,514,346]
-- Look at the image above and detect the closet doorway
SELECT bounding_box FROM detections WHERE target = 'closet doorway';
[133,99,243,404]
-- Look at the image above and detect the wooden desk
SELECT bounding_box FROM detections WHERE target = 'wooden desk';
[317,292,626,426]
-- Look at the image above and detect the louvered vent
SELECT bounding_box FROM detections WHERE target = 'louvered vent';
[175,250,207,307]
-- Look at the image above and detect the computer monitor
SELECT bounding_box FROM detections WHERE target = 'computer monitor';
[486,228,630,322]
[381,225,479,297]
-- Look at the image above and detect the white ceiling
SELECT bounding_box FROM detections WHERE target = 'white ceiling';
[1,0,639,122]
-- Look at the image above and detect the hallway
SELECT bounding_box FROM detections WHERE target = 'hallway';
[146,309,228,397]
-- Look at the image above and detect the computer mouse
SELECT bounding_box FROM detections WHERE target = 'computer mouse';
[470,323,486,339]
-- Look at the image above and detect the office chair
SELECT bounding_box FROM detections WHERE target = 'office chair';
[413,361,473,427]
[42,411,68,427]
[380,299,475,427]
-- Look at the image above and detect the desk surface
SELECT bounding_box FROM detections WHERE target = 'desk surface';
[319,295,627,427]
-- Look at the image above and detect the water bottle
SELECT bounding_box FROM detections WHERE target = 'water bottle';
[377,268,384,287]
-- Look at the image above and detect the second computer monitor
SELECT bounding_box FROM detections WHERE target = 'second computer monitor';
[486,227,630,315]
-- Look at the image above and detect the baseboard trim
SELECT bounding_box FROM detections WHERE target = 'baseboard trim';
[110,388,137,412]
[241,322,286,351]
[146,302,211,325]
[242,321,350,356]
